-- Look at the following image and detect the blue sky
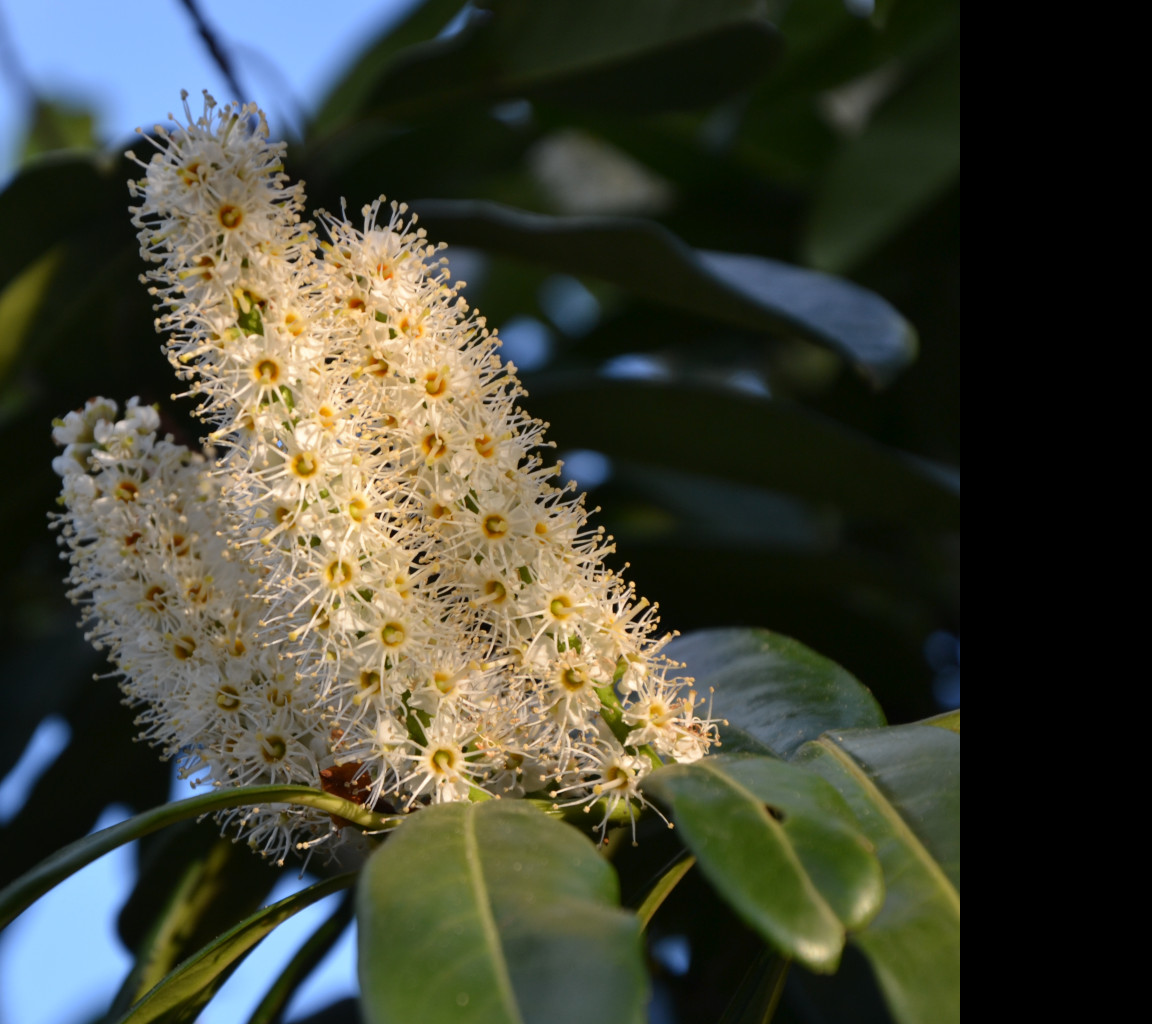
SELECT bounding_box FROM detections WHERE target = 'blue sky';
[0,3,415,1021]
[0,0,414,177]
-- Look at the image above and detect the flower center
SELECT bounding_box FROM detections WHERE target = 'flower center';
[290,452,320,479]
[482,514,509,540]
[421,432,448,460]
[114,479,139,502]
[381,621,406,647]
[324,559,354,588]
[261,735,287,763]
[253,357,280,383]
[218,204,243,229]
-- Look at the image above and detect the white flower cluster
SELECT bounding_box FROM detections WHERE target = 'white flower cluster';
[52,92,717,862]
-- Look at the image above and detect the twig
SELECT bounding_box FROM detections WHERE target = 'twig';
[177,0,245,102]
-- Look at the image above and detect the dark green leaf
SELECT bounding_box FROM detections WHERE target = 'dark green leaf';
[0,785,390,930]
[357,801,646,1024]
[0,621,93,784]
[247,892,355,1024]
[794,723,959,1024]
[642,754,884,972]
[0,246,64,383]
[114,872,356,1024]
[315,0,778,126]
[0,677,168,891]
[634,855,695,928]
[415,200,916,384]
[529,378,959,528]
[716,948,790,1024]
[0,154,109,291]
[110,824,282,1016]
[804,45,961,272]
[666,629,885,758]
[312,0,471,132]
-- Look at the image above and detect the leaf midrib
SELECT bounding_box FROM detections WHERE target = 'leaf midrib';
[464,806,525,1024]
[815,737,960,918]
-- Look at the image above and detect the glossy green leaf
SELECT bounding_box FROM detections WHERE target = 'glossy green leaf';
[316,0,777,126]
[805,45,961,272]
[528,378,959,528]
[415,200,916,384]
[110,824,282,1016]
[358,801,646,1024]
[114,872,356,1024]
[642,754,884,972]
[247,892,355,1024]
[666,628,885,758]
[0,785,390,930]
[794,723,959,1024]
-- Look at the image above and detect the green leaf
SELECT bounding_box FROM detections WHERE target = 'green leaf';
[794,723,959,1024]
[0,154,108,291]
[922,708,960,732]
[528,378,960,529]
[20,97,99,162]
[357,801,646,1024]
[114,872,356,1024]
[0,677,169,891]
[634,855,695,928]
[110,824,282,1015]
[0,785,390,930]
[805,45,961,273]
[312,0,471,132]
[414,200,916,384]
[247,891,355,1024]
[716,948,790,1024]
[666,628,886,758]
[315,0,778,126]
[642,754,884,972]
[0,246,64,384]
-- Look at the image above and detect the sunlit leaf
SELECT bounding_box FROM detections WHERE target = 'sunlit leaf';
[358,801,646,1024]
[794,722,959,1024]
[642,754,884,972]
